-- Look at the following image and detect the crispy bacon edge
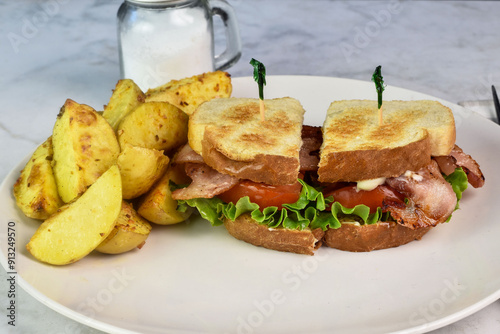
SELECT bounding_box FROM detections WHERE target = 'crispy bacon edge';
[433,144,485,188]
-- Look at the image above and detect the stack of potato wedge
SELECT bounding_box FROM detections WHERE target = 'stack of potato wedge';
[13,71,232,265]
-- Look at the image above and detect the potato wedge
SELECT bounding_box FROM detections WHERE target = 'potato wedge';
[145,71,232,116]
[117,144,169,199]
[137,163,193,225]
[102,79,145,130]
[13,137,63,220]
[117,101,188,154]
[52,99,120,203]
[96,201,152,254]
[26,165,122,265]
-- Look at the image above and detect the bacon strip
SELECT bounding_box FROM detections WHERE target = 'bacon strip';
[171,163,239,200]
[173,144,205,164]
[300,125,322,171]
[433,145,485,188]
[385,161,457,229]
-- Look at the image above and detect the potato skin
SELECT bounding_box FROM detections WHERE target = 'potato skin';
[117,145,169,199]
[26,165,122,265]
[117,101,188,154]
[137,163,193,225]
[96,201,152,254]
[102,79,145,130]
[145,71,232,116]
[323,222,432,252]
[52,99,120,203]
[13,137,63,220]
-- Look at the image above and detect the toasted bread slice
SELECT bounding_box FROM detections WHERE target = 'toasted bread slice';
[224,214,324,255]
[318,100,455,182]
[189,97,305,185]
[145,71,232,116]
[323,222,432,252]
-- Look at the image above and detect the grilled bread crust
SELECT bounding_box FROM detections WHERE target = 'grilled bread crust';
[323,222,432,252]
[224,214,325,255]
[224,215,431,254]
[202,140,300,185]
[189,97,305,185]
[318,100,455,183]
[319,135,431,183]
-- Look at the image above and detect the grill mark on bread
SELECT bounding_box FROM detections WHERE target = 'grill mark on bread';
[262,110,294,130]
[223,104,257,123]
[318,100,455,182]
[370,120,404,136]
[326,115,365,136]
[324,112,367,150]
[189,97,304,183]
[366,119,409,144]
[239,133,276,147]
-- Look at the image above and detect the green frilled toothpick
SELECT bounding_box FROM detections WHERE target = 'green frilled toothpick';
[250,58,266,121]
[371,65,385,126]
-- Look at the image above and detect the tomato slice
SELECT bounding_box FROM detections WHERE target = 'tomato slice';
[217,179,302,210]
[324,184,405,213]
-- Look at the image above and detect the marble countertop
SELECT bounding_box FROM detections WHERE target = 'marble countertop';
[1,0,500,333]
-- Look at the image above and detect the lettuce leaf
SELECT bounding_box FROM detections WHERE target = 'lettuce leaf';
[443,167,469,223]
[177,179,383,231]
[178,197,226,226]
[177,167,469,230]
[445,167,468,210]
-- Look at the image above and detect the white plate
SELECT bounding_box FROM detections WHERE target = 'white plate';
[1,76,499,334]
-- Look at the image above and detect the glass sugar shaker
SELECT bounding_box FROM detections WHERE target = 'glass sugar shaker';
[117,0,241,91]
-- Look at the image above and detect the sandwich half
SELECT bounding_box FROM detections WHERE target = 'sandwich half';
[316,99,484,252]
[172,97,326,255]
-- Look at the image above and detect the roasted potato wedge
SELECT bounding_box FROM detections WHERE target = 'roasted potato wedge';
[117,101,188,154]
[137,163,193,225]
[96,201,152,254]
[117,144,169,199]
[102,79,145,130]
[145,71,232,116]
[52,99,120,203]
[26,165,122,265]
[13,137,63,220]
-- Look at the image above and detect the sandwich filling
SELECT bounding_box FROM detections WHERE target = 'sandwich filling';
[172,126,480,232]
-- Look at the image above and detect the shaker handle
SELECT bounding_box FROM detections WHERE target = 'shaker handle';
[210,0,242,70]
